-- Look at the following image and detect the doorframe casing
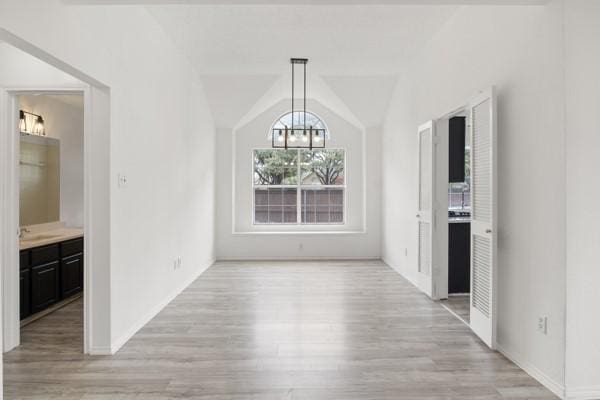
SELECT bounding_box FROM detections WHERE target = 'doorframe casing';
[1,87,93,353]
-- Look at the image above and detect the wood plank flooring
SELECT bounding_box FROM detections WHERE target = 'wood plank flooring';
[440,295,471,324]
[4,260,558,400]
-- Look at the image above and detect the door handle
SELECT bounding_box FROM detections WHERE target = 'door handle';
[485,229,492,234]
[416,214,420,218]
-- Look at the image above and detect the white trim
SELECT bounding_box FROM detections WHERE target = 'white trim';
[497,344,566,400]
[217,256,380,262]
[87,346,113,356]
[382,257,419,288]
[232,230,366,236]
[2,88,90,353]
[565,386,600,400]
[109,258,215,354]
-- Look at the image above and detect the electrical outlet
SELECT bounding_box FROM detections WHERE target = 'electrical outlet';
[537,317,548,335]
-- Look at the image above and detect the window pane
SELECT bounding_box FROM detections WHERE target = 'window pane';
[254,188,298,224]
[254,149,298,185]
[301,188,344,224]
[255,205,268,223]
[253,148,345,225]
[300,149,344,185]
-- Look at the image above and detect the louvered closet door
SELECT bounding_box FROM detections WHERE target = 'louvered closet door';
[468,87,498,349]
[416,121,434,298]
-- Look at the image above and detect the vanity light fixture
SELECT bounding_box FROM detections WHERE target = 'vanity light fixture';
[19,110,46,136]
[33,115,45,136]
[19,110,27,133]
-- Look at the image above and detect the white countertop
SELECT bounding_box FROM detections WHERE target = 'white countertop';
[19,222,83,251]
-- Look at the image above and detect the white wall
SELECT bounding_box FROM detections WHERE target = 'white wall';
[564,1,600,397]
[0,0,216,353]
[19,94,84,228]
[0,43,82,88]
[216,99,380,259]
[381,2,566,395]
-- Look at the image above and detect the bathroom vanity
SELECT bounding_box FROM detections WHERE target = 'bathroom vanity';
[19,224,83,321]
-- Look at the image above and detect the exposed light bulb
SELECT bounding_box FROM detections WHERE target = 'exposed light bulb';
[277,130,284,142]
[33,116,45,136]
[19,110,27,133]
[289,134,296,143]
[314,134,321,143]
[302,133,308,142]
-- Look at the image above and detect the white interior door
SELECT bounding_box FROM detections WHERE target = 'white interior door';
[468,87,498,349]
[417,121,434,298]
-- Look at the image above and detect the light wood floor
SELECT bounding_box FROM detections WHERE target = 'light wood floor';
[4,260,557,400]
[440,295,471,325]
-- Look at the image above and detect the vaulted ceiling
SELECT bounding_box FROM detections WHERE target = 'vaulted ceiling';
[60,0,549,129]
[144,4,461,128]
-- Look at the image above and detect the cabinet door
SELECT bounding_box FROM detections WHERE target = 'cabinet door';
[61,253,83,299]
[20,269,31,320]
[31,261,60,313]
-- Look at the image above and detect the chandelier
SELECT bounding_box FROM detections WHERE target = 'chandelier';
[272,58,326,149]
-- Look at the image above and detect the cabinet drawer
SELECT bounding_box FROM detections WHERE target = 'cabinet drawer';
[61,238,83,258]
[20,251,30,271]
[30,244,59,267]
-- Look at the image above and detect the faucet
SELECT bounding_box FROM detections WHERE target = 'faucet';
[19,227,30,239]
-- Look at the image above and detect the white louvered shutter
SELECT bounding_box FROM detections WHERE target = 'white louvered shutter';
[468,87,497,349]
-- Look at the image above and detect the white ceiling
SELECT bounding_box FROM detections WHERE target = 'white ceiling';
[147,5,457,75]
[61,1,549,128]
[144,4,460,128]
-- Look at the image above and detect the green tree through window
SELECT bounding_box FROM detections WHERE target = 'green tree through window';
[254,149,345,224]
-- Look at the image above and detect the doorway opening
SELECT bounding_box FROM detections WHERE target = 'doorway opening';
[17,93,85,351]
[0,33,112,359]
[441,113,471,325]
[416,87,497,348]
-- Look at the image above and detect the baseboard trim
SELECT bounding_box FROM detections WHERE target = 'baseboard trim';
[109,257,215,354]
[216,256,381,261]
[496,344,566,399]
[381,257,419,288]
[88,346,112,356]
[566,386,600,400]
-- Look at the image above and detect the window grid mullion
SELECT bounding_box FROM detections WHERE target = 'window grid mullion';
[254,148,345,225]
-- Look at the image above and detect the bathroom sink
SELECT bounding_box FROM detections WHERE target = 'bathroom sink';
[21,233,62,242]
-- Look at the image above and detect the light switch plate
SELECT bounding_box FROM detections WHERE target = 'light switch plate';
[118,174,128,188]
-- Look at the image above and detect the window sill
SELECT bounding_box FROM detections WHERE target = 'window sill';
[231,230,367,236]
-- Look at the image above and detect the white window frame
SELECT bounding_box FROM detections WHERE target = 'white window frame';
[252,148,347,226]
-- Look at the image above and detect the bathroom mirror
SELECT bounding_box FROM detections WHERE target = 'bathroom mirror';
[19,133,60,226]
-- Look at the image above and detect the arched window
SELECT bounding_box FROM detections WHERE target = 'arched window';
[272,111,328,134]
[270,111,329,147]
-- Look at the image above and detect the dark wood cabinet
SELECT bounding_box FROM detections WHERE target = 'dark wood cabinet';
[20,269,31,320]
[61,253,83,299]
[448,222,471,294]
[31,261,60,314]
[20,237,83,320]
